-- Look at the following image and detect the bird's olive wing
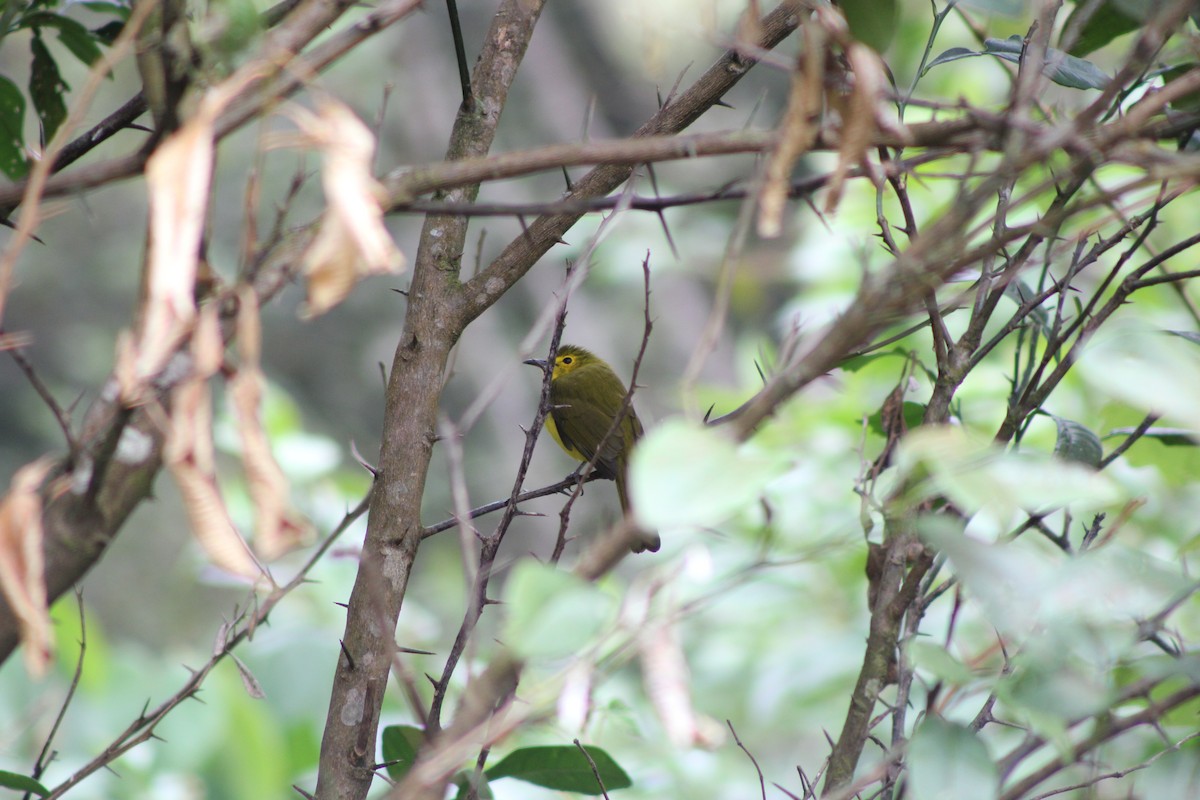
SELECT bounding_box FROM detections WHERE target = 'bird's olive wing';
[550,375,625,479]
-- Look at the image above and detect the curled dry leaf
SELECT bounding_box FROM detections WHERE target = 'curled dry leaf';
[0,457,56,676]
[556,661,594,732]
[758,23,827,238]
[231,653,267,699]
[283,98,405,318]
[230,288,310,560]
[164,303,266,582]
[737,0,764,46]
[124,82,246,403]
[120,70,262,403]
[824,43,891,213]
[639,618,724,749]
[0,329,34,351]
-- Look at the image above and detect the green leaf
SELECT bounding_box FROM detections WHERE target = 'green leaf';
[907,640,975,685]
[923,517,1188,639]
[208,0,265,59]
[1080,325,1200,431]
[1148,64,1200,112]
[502,561,614,661]
[839,0,896,53]
[867,401,925,437]
[924,47,981,74]
[0,770,49,796]
[54,16,104,67]
[983,36,1110,89]
[81,1,132,20]
[1062,1,1140,56]
[1047,414,1103,468]
[840,346,910,373]
[90,20,125,45]
[1001,279,1052,337]
[30,34,68,143]
[907,717,998,800]
[1111,0,1171,22]
[22,13,104,67]
[453,770,493,800]
[958,0,1024,16]
[897,427,1119,520]
[927,37,1110,89]
[0,76,28,179]
[998,649,1112,720]
[380,725,424,781]
[486,745,632,794]
[919,516,1050,637]
[630,419,787,531]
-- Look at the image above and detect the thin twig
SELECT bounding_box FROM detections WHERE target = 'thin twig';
[42,489,371,798]
[572,739,611,800]
[28,591,87,793]
[727,720,767,800]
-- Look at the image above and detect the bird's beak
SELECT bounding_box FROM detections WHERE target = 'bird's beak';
[523,358,549,371]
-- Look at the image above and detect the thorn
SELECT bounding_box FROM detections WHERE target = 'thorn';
[425,673,440,688]
[334,601,349,609]
[391,288,409,297]
[704,403,716,423]
[561,165,574,192]
[396,644,435,656]
[292,784,317,799]
[483,597,502,606]
[713,98,734,109]
[350,440,378,476]
[656,210,679,259]
[754,360,766,385]
[339,640,356,670]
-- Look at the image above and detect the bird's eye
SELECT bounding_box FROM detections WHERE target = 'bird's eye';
[562,356,573,364]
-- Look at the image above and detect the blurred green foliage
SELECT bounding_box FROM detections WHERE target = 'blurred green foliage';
[1,0,1198,798]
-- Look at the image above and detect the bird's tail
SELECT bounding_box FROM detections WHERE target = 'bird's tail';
[616,470,661,553]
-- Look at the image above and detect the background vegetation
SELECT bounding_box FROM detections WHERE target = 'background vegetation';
[0,0,1198,798]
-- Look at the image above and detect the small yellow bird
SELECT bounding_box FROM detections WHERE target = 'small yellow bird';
[524,345,660,553]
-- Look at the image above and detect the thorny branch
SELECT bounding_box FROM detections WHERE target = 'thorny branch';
[39,491,370,798]
[3,1,1200,799]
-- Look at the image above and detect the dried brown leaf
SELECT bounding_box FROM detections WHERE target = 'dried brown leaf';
[737,0,763,46]
[170,457,264,580]
[0,457,56,676]
[231,652,266,699]
[639,618,723,748]
[124,78,252,402]
[824,43,884,213]
[230,288,310,560]
[165,304,265,581]
[283,98,405,318]
[0,330,34,351]
[758,24,826,238]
